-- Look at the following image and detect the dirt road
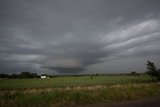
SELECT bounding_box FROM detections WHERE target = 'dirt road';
[75,96,160,107]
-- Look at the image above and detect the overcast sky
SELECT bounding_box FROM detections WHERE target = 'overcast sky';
[0,0,160,74]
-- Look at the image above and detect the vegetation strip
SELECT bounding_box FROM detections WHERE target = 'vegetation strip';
[1,83,160,107]
[0,75,155,89]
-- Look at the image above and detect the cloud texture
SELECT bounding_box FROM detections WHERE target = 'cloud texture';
[0,0,160,74]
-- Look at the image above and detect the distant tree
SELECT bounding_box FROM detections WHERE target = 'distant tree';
[90,76,93,80]
[10,74,18,79]
[0,73,9,78]
[19,72,38,78]
[146,61,160,81]
[95,73,100,76]
[130,71,139,76]
[19,72,30,78]
[31,73,39,78]
[0,72,39,79]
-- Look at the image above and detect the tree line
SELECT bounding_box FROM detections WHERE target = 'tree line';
[0,72,39,79]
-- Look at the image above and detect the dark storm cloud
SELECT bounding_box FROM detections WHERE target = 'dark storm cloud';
[44,67,84,73]
[0,0,160,74]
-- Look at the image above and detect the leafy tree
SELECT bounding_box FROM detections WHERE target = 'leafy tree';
[19,72,38,78]
[130,71,139,76]
[0,73,9,78]
[146,61,160,81]
[10,74,18,79]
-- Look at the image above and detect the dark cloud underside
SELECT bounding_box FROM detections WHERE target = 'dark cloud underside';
[0,0,160,74]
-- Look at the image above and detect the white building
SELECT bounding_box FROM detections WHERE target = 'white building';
[41,76,47,79]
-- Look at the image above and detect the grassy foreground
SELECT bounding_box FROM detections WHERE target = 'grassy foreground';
[0,75,160,107]
[1,83,160,107]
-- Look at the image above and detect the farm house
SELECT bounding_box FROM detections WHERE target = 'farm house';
[41,76,47,79]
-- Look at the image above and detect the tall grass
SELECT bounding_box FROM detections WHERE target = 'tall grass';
[0,83,160,107]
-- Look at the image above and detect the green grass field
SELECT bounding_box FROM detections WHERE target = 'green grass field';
[0,75,154,89]
[0,75,160,107]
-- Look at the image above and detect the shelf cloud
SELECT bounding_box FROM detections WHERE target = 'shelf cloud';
[0,0,160,74]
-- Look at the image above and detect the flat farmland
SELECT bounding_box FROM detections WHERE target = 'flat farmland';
[0,75,153,89]
[0,75,160,107]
